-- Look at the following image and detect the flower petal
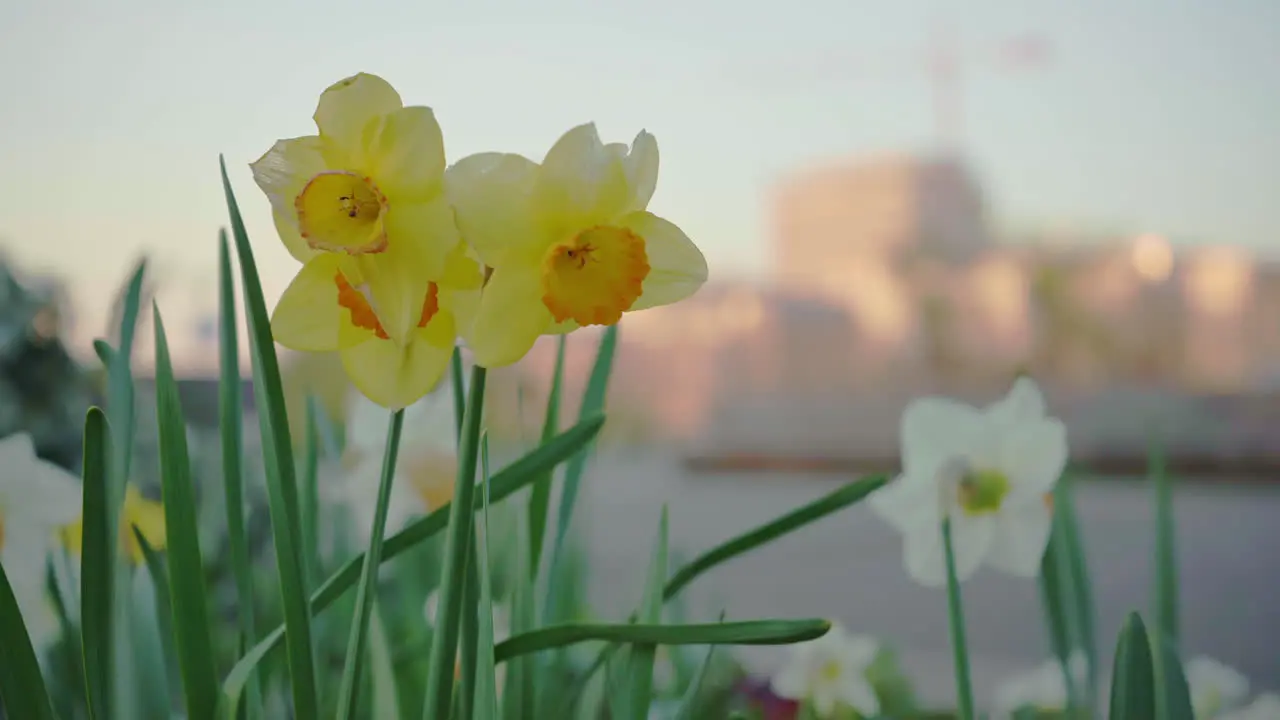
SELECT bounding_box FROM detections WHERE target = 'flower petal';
[250,136,327,217]
[272,209,318,264]
[445,152,545,268]
[837,676,881,716]
[533,123,630,234]
[1000,417,1069,496]
[340,326,453,410]
[124,487,167,553]
[903,514,992,587]
[465,265,552,368]
[618,211,707,311]
[382,196,460,282]
[366,106,446,202]
[0,436,83,527]
[984,502,1053,577]
[900,397,985,481]
[868,473,941,534]
[314,73,403,160]
[614,130,659,213]
[270,254,348,352]
[986,376,1048,429]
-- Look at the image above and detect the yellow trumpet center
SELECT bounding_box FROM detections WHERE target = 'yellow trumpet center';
[296,171,389,254]
[957,469,1011,516]
[540,225,650,326]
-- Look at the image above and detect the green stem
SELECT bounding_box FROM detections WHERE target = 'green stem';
[942,517,976,720]
[423,365,488,720]
[335,409,405,718]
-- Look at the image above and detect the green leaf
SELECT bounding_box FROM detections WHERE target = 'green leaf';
[423,364,488,720]
[153,304,220,719]
[133,528,181,702]
[1150,440,1179,649]
[673,641,718,720]
[93,338,116,368]
[495,620,830,662]
[942,517,975,720]
[106,259,147,720]
[79,407,112,720]
[369,602,402,720]
[502,500,537,720]
[563,475,888,713]
[1039,472,1096,712]
[622,507,669,720]
[0,561,57,719]
[217,229,260,720]
[473,436,500,720]
[220,157,319,718]
[546,325,617,621]
[1109,612,1156,720]
[527,333,567,576]
[219,415,606,709]
[1151,630,1194,720]
[336,409,405,718]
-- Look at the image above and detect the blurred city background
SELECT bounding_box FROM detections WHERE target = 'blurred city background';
[2,0,1278,708]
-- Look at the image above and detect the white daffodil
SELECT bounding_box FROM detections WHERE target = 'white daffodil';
[339,377,459,544]
[992,652,1089,719]
[1220,692,1280,720]
[0,433,82,651]
[869,377,1068,587]
[1186,656,1251,718]
[770,622,880,718]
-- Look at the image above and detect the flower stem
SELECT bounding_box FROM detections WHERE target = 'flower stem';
[942,516,976,720]
[335,408,405,718]
[423,364,488,720]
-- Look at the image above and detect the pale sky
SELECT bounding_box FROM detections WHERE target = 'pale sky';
[2,0,1278,362]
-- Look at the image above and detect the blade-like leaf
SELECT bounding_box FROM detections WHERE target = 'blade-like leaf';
[546,326,617,622]
[80,407,112,720]
[502,505,536,720]
[622,507,669,720]
[674,641,718,720]
[0,561,57,719]
[495,620,830,662]
[369,602,402,720]
[219,415,606,708]
[220,157,318,718]
[563,475,888,713]
[528,333,567,576]
[1151,440,1179,649]
[217,229,260,720]
[336,409,405,718]
[473,436,500,720]
[1109,612,1156,720]
[423,365,488,720]
[133,528,181,699]
[154,305,219,718]
[1152,630,1194,720]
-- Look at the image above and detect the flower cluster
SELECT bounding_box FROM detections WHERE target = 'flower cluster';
[252,73,708,410]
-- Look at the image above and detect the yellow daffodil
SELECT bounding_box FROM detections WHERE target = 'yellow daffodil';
[445,123,708,367]
[62,485,166,565]
[270,240,481,409]
[250,72,461,346]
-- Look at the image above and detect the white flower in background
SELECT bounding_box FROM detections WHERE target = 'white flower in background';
[1186,656,1251,718]
[0,433,82,650]
[339,378,459,544]
[770,622,880,718]
[992,652,1088,719]
[1220,692,1280,720]
[869,377,1068,587]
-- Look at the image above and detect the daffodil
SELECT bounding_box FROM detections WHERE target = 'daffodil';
[1221,693,1280,720]
[869,377,1068,587]
[445,124,708,367]
[62,484,166,565]
[1186,656,1251,718]
[0,433,81,649]
[251,73,464,349]
[770,622,880,718]
[338,380,458,542]
[992,652,1088,719]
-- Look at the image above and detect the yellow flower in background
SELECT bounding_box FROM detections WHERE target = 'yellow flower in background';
[445,123,708,367]
[63,485,166,565]
[270,241,481,409]
[250,72,461,346]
